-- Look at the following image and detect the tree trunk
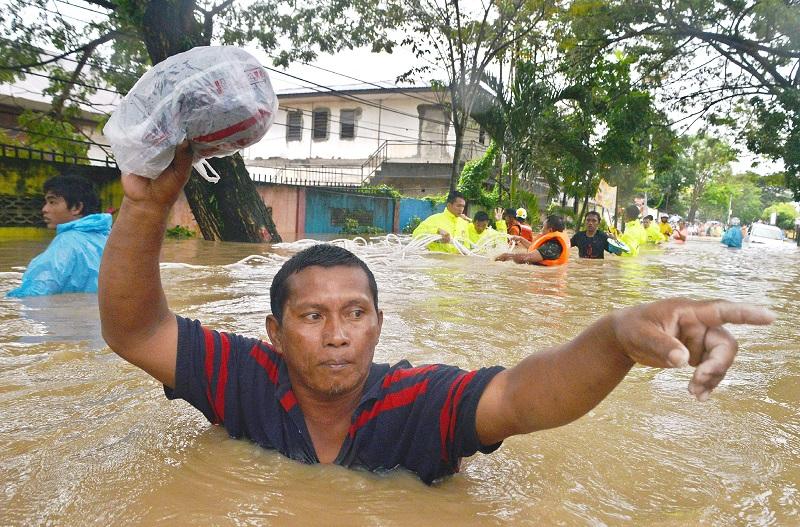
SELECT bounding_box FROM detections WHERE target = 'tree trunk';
[184,155,281,242]
[687,179,705,223]
[450,118,465,191]
[138,0,281,242]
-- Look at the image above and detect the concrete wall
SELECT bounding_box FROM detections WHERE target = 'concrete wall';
[372,161,454,197]
[0,156,121,226]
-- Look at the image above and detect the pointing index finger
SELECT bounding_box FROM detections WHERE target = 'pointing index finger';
[694,300,775,327]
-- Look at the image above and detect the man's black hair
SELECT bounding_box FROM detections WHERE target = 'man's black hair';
[43,175,100,215]
[546,214,565,232]
[625,205,641,220]
[643,214,654,221]
[270,244,378,323]
[585,211,601,221]
[446,190,466,204]
[503,208,516,219]
[473,210,489,222]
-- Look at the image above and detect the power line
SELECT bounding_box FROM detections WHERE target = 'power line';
[17,68,124,94]
[295,59,451,110]
[262,65,485,134]
[53,0,112,15]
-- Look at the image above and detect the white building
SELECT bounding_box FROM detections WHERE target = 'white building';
[245,86,489,196]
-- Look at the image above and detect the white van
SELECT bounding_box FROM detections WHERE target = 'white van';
[747,223,785,246]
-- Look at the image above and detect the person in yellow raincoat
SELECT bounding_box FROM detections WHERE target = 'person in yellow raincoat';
[642,215,665,244]
[466,208,506,247]
[412,191,470,253]
[658,213,673,239]
[620,205,649,257]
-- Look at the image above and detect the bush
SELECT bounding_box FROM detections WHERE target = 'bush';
[165,225,195,239]
[402,215,422,234]
[761,202,798,230]
[340,217,385,236]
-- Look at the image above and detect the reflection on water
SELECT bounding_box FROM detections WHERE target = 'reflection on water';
[1,238,798,525]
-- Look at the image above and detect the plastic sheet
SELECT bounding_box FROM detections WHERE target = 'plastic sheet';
[104,46,277,181]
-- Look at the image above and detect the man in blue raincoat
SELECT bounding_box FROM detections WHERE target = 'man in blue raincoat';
[7,175,112,297]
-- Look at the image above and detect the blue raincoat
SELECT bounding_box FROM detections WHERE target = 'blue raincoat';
[7,213,112,297]
[721,226,743,248]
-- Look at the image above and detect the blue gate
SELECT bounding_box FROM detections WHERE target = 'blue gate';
[305,188,395,234]
[398,198,444,232]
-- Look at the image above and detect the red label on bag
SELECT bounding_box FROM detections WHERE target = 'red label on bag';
[191,108,271,144]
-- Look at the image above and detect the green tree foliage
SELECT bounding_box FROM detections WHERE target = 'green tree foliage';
[0,0,401,241]
[396,0,554,189]
[762,202,798,230]
[564,0,800,199]
[700,174,763,224]
[499,53,672,224]
[682,133,738,222]
[457,140,499,208]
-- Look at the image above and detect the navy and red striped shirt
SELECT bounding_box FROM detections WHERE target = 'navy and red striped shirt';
[164,316,505,484]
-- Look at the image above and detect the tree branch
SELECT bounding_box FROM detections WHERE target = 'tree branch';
[0,31,118,71]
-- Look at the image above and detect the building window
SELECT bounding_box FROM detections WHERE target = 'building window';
[312,108,329,140]
[286,111,303,142]
[478,126,486,145]
[340,109,356,139]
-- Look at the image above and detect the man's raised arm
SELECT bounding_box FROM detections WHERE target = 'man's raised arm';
[475,299,775,445]
[98,143,194,389]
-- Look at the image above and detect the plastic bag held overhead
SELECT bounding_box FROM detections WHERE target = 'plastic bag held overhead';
[104,46,277,182]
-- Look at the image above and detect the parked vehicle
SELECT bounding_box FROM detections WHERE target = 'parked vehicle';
[747,223,786,246]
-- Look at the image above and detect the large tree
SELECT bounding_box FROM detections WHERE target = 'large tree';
[0,0,400,241]
[397,0,554,189]
[565,0,800,198]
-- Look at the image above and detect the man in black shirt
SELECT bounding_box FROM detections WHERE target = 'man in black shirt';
[571,211,612,259]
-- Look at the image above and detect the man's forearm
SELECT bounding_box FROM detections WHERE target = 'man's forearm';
[98,198,172,351]
[500,315,634,434]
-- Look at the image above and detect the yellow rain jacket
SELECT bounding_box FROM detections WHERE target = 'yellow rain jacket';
[620,220,648,257]
[659,221,673,238]
[466,223,504,247]
[412,209,470,253]
[645,223,665,244]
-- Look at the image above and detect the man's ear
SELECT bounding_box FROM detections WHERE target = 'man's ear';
[71,201,85,216]
[266,314,283,354]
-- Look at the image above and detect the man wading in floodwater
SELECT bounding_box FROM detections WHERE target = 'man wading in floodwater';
[99,143,775,484]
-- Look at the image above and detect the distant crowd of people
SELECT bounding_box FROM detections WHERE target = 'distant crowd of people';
[411,191,699,265]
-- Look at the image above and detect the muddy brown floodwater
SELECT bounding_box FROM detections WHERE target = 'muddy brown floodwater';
[1,236,798,526]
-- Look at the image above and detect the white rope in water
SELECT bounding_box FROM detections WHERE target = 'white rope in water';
[224,231,519,266]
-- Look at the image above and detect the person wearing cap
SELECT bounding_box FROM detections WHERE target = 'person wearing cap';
[659,214,673,239]
[515,208,534,243]
[642,215,665,244]
[721,218,744,248]
[412,190,470,253]
[500,208,521,238]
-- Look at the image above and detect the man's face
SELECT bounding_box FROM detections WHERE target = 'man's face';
[585,215,599,233]
[661,217,668,223]
[446,198,466,217]
[642,218,652,228]
[267,265,383,401]
[475,220,489,234]
[42,192,82,229]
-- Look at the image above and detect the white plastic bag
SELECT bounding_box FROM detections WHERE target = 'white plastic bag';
[104,46,277,182]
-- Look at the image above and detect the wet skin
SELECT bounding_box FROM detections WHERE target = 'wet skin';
[266,265,384,403]
[42,192,83,229]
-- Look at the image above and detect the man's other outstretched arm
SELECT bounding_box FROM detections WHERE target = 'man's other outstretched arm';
[475,299,775,445]
[98,143,194,389]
